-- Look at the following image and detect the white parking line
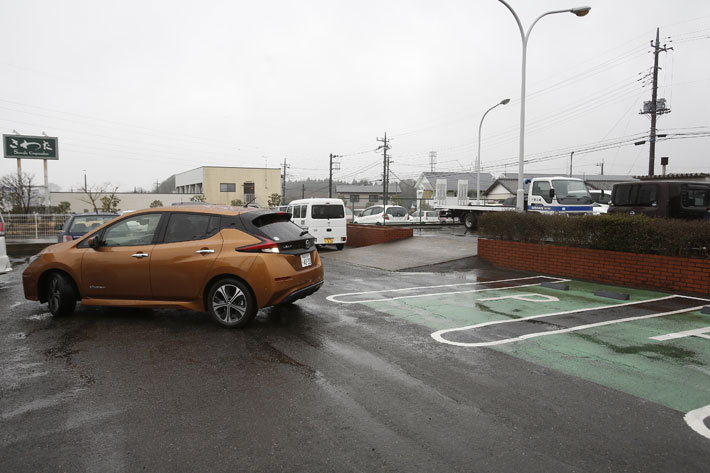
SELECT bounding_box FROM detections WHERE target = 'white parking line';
[650,326,710,341]
[685,405,710,440]
[327,276,569,304]
[431,295,710,347]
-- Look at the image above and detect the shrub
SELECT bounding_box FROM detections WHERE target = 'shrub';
[478,212,709,258]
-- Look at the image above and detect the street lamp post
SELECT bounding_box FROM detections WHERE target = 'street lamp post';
[496,0,590,211]
[477,98,510,203]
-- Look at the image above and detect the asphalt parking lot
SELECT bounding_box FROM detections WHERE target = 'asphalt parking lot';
[1,237,709,472]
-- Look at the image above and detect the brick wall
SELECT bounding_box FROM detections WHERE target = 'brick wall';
[346,224,413,248]
[478,239,710,296]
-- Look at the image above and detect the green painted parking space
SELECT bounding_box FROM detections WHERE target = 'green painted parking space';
[331,278,710,436]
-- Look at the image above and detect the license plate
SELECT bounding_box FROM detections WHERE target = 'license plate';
[301,253,312,268]
[324,238,334,244]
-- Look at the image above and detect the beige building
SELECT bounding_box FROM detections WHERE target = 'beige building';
[174,166,281,206]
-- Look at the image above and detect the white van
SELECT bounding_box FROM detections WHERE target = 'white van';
[287,198,347,250]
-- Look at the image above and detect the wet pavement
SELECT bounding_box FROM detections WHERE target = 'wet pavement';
[1,252,709,472]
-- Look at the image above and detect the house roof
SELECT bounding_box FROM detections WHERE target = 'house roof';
[336,184,401,194]
[419,172,495,193]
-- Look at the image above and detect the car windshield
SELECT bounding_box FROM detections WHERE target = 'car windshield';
[552,180,592,204]
[68,215,115,233]
[311,205,344,219]
[591,192,611,204]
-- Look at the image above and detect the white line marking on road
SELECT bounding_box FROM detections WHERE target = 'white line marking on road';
[477,293,559,303]
[327,276,569,304]
[685,405,710,440]
[431,295,710,347]
[10,302,22,309]
[650,326,710,341]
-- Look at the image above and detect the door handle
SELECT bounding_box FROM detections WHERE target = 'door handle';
[131,252,149,258]
[195,249,215,255]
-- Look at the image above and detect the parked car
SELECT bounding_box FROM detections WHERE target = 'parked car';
[344,207,354,223]
[287,198,347,250]
[23,206,324,328]
[589,189,611,215]
[353,205,408,225]
[0,213,11,275]
[58,213,119,243]
[408,210,440,224]
[608,181,710,219]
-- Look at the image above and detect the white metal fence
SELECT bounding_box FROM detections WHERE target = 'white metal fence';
[2,214,71,241]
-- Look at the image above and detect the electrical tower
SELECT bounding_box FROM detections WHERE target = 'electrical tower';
[429,151,437,172]
[640,27,672,176]
[329,153,341,198]
[376,133,392,211]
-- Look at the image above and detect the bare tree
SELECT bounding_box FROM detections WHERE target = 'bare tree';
[0,172,39,213]
[78,182,108,213]
[100,186,121,212]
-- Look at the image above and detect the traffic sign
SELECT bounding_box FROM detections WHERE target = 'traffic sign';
[3,134,58,160]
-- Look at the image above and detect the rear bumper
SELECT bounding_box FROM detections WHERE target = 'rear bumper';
[278,281,324,305]
[0,255,11,275]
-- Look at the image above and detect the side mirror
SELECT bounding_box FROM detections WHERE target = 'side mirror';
[88,237,100,249]
[548,189,556,198]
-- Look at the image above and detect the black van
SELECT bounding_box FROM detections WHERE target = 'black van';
[608,181,710,219]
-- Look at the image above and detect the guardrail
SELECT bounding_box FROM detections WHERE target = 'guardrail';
[2,214,71,241]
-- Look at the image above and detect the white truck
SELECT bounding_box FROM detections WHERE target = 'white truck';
[434,176,594,230]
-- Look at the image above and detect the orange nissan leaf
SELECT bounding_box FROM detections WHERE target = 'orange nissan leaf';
[22,206,324,328]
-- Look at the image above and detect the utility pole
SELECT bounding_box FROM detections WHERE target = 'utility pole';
[329,153,341,198]
[281,158,290,204]
[641,27,672,176]
[569,151,574,177]
[429,151,437,172]
[302,183,305,199]
[596,158,604,175]
[376,133,391,209]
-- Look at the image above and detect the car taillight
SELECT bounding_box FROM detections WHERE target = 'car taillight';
[383,214,389,220]
[0,220,4,236]
[62,235,73,242]
[236,238,280,253]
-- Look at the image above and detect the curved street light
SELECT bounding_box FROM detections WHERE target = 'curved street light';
[476,98,510,202]
[496,0,591,211]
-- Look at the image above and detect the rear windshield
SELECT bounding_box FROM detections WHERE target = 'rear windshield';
[312,205,344,219]
[386,207,407,217]
[251,212,305,241]
[68,215,116,233]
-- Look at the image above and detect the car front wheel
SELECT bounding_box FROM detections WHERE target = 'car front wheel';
[46,273,77,317]
[207,278,257,328]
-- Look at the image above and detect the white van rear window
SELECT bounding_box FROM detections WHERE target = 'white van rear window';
[312,205,344,219]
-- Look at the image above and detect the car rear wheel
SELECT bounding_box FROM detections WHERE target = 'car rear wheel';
[46,273,77,317]
[207,278,257,328]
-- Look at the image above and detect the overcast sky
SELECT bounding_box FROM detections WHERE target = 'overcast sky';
[1,0,709,192]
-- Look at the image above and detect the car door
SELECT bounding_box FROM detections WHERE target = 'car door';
[81,213,164,299]
[363,206,383,224]
[150,213,223,301]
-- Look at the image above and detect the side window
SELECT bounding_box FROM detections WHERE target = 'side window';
[163,213,217,243]
[103,214,162,247]
[287,206,293,217]
[636,185,658,206]
[361,208,372,217]
[614,185,631,205]
[532,181,552,203]
[299,205,306,218]
[372,206,384,215]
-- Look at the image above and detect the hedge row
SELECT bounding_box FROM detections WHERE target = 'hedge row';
[477,212,710,259]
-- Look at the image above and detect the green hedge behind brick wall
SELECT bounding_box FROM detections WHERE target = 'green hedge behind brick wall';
[477,212,710,259]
